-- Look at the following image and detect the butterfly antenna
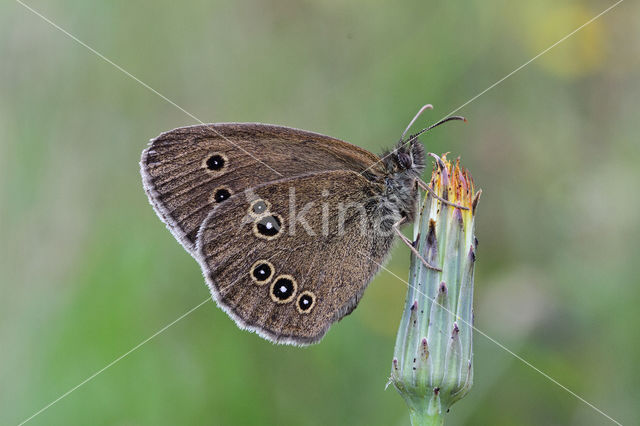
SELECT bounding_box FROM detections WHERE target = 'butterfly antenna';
[404,115,467,145]
[400,104,433,140]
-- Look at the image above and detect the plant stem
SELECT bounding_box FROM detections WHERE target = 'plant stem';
[410,410,444,426]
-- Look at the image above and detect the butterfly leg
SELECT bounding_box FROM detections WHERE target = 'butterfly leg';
[393,218,441,271]
[416,178,469,211]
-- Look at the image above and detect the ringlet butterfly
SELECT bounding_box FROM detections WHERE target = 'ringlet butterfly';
[140,105,465,345]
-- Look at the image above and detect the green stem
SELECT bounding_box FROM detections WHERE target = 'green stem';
[409,409,444,426]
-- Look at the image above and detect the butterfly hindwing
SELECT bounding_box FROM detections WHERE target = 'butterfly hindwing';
[140,123,383,255]
[195,170,393,345]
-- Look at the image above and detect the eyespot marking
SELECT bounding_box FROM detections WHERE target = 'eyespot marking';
[270,275,297,304]
[213,187,231,203]
[250,260,274,285]
[203,153,227,173]
[296,291,316,314]
[253,214,283,240]
[248,199,270,217]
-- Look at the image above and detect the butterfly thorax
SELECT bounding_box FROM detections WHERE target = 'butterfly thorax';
[379,138,426,224]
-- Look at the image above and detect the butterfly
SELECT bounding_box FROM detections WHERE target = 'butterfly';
[140,105,465,345]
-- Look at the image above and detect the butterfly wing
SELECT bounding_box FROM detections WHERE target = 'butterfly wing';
[140,123,384,255]
[196,170,393,345]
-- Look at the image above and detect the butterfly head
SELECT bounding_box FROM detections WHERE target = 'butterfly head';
[382,137,427,177]
[377,137,426,224]
[379,114,466,222]
[383,114,466,177]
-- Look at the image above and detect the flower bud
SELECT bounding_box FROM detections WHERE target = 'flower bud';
[390,156,480,425]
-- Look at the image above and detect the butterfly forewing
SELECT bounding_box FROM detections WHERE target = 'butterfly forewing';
[195,170,392,345]
[140,123,384,255]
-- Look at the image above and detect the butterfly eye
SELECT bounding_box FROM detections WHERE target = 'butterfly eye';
[213,188,231,203]
[254,214,283,239]
[296,291,316,314]
[398,151,412,169]
[270,275,297,303]
[204,153,227,172]
[250,260,274,285]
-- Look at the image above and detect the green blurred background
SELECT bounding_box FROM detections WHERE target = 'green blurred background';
[2,0,638,424]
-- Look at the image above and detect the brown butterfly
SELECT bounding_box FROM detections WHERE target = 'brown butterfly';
[140,106,465,345]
